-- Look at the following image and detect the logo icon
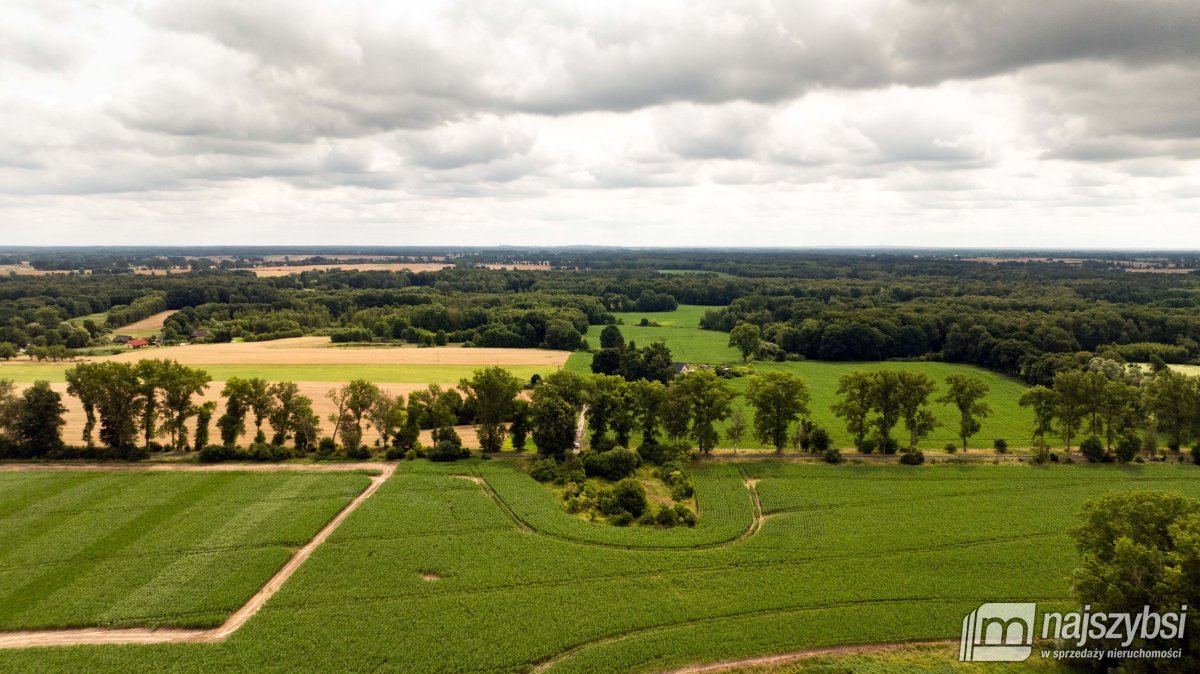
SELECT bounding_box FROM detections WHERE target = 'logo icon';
[960,603,1037,662]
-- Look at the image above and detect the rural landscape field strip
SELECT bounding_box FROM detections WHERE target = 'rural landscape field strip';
[0,462,1197,672]
[0,462,393,649]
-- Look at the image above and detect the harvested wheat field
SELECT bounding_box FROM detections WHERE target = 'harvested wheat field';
[109,310,174,336]
[477,263,552,270]
[250,263,450,277]
[71,337,570,366]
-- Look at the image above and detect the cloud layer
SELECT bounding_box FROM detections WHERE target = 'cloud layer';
[1,0,1198,247]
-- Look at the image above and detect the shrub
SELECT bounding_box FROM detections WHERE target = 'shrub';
[1115,434,1140,463]
[432,426,462,449]
[331,327,373,343]
[993,438,1008,454]
[345,445,371,460]
[823,447,844,464]
[384,447,404,460]
[247,442,293,462]
[859,438,877,455]
[582,448,640,481]
[673,503,697,526]
[899,450,925,465]
[610,511,634,527]
[557,455,586,485]
[879,437,900,455]
[943,443,958,454]
[1080,436,1106,463]
[611,478,649,517]
[428,439,470,462]
[669,481,693,501]
[198,445,236,463]
[530,458,559,483]
[655,505,679,527]
[317,437,337,457]
[405,448,418,461]
[808,426,831,452]
[637,439,671,465]
[1191,443,1200,466]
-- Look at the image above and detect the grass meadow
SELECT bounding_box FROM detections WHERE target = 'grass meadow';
[1,461,1197,672]
[569,306,1051,450]
[0,470,370,629]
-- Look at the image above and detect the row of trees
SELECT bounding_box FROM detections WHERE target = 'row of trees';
[829,371,992,454]
[1019,361,1200,460]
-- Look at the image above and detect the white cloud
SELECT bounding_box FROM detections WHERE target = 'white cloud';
[0,0,1197,246]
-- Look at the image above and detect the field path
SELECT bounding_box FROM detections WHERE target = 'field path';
[0,461,395,649]
[658,639,958,673]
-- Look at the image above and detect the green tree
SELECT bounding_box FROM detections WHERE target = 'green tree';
[728,323,761,362]
[64,363,102,448]
[134,359,168,449]
[830,372,873,450]
[328,380,381,451]
[459,367,522,453]
[157,361,211,451]
[531,393,577,460]
[745,371,810,452]
[245,378,272,441]
[367,391,405,449]
[1070,491,1200,671]
[509,398,530,451]
[726,407,747,452]
[937,374,991,452]
[218,377,255,447]
[1144,370,1197,451]
[14,381,65,456]
[674,369,735,453]
[194,401,216,450]
[1019,385,1058,449]
[1097,377,1139,450]
[662,381,692,447]
[895,371,938,450]
[867,370,902,452]
[1052,370,1090,451]
[629,379,666,446]
[66,362,143,451]
[599,324,624,350]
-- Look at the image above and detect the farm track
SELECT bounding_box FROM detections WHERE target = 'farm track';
[0,462,395,649]
[526,596,987,673]
[658,639,958,674]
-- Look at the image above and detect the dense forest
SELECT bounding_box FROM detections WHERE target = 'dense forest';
[2,249,1200,387]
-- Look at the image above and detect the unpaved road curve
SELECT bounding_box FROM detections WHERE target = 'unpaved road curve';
[0,461,395,649]
[659,639,958,674]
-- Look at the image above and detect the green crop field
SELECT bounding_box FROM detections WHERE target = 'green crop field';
[571,306,1049,450]
[0,363,556,385]
[0,470,370,629]
[2,461,1197,672]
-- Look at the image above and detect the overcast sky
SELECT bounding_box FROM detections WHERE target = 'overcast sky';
[2,0,1199,248]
